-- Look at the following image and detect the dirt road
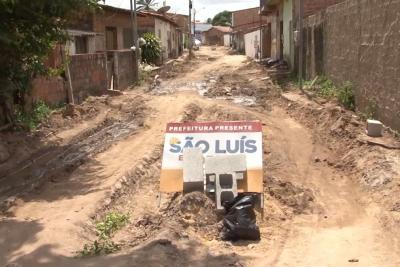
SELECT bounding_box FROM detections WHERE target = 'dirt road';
[0,47,399,267]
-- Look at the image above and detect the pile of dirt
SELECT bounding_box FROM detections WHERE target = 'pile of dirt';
[265,175,315,215]
[203,105,259,121]
[181,103,203,122]
[176,192,220,240]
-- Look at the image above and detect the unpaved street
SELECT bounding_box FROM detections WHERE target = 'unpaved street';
[1,47,400,267]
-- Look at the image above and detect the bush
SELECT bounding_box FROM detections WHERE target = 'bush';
[306,77,355,111]
[16,101,51,130]
[337,81,355,111]
[141,32,162,64]
[80,212,129,257]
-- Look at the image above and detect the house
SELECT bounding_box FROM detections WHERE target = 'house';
[203,26,232,46]
[244,26,267,59]
[231,7,268,53]
[168,13,190,53]
[192,23,212,43]
[260,0,346,69]
[138,11,181,62]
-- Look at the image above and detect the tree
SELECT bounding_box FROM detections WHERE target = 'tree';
[0,0,99,124]
[206,18,212,24]
[211,11,232,26]
[137,0,158,11]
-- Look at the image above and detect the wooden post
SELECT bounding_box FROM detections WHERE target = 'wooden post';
[62,45,74,104]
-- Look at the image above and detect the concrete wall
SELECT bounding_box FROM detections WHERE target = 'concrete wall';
[282,0,294,67]
[244,30,261,59]
[69,53,108,103]
[224,34,231,47]
[303,0,400,131]
[111,50,138,90]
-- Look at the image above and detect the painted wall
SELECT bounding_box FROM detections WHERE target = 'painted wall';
[224,34,231,47]
[244,30,261,59]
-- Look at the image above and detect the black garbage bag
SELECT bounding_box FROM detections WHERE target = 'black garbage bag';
[221,194,260,241]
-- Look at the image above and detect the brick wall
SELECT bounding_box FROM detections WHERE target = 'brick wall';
[69,53,108,103]
[30,77,66,106]
[232,7,268,32]
[204,28,225,46]
[111,50,138,90]
[303,0,400,131]
[303,0,346,17]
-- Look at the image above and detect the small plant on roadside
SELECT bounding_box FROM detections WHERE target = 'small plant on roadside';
[79,211,129,257]
[141,32,162,64]
[16,101,52,130]
[337,81,355,111]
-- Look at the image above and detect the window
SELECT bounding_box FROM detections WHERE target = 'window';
[75,36,88,54]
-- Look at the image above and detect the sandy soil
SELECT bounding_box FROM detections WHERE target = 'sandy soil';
[0,47,399,267]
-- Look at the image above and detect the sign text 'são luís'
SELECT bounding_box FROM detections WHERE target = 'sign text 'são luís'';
[160,121,263,192]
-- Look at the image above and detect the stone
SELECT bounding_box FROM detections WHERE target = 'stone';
[366,119,383,137]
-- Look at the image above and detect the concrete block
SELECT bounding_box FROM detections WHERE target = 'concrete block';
[367,119,383,137]
[205,154,246,174]
[183,148,204,193]
[205,154,247,210]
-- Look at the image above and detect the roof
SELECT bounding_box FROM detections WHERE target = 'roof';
[205,26,232,33]
[100,4,146,17]
[192,23,212,33]
[140,11,179,27]
[67,29,97,36]
[231,6,260,14]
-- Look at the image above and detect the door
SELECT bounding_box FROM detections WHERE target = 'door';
[105,27,117,50]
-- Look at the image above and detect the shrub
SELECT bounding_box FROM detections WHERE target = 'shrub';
[141,32,162,64]
[80,212,129,257]
[16,101,51,130]
[337,81,355,111]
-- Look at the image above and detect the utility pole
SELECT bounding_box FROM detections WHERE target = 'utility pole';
[189,0,193,59]
[298,0,304,93]
[130,0,139,80]
[193,8,196,43]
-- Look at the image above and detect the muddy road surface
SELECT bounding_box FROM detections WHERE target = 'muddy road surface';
[1,47,399,267]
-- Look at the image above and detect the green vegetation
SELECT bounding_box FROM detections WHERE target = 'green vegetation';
[80,212,129,257]
[305,76,356,111]
[16,101,52,130]
[137,0,158,11]
[212,11,232,27]
[141,32,162,65]
[0,0,100,124]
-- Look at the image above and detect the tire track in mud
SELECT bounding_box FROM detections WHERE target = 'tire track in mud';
[0,99,147,211]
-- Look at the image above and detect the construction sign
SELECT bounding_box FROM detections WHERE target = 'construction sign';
[160,121,263,193]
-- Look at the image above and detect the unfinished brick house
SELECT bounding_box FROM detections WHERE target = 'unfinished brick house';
[231,7,268,53]
[203,26,232,46]
[260,0,346,68]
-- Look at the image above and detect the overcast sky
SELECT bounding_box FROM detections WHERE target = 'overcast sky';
[104,0,259,21]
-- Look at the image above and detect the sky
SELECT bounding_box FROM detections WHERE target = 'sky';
[104,0,259,22]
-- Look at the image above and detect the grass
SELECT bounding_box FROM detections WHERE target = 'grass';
[304,76,356,111]
[16,101,52,130]
[80,212,129,257]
